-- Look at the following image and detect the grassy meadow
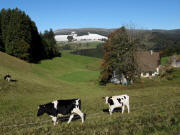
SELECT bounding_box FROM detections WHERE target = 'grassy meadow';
[161,54,180,65]
[58,42,101,52]
[0,51,180,135]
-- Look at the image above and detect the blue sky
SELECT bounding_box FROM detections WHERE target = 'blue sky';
[0,0,180,32]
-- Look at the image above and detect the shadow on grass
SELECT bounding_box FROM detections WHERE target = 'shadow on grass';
[103,108,122,113]
[57,114,86,123]
[10,79,18,82]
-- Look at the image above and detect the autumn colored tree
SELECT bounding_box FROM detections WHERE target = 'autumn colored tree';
[99,26,138,85]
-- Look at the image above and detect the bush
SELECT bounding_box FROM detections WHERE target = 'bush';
[159,66,175,80]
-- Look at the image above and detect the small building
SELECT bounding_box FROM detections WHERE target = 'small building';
[136,51,161,78]
[110,51,161,84]
[171,55,180,68]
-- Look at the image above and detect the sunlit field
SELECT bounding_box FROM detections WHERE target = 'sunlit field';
[0,51,179,135]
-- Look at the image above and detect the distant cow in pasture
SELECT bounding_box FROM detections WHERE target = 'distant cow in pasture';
[4,74,11,82]
[37,99,84,126]
[104,94,130,115]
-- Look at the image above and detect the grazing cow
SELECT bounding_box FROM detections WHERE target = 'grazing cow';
[104,94,130,115]
[4,74,11,82]
[37,99,84,126]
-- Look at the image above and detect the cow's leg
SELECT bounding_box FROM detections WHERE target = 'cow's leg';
[126,103,130,113]
[109,108,112,115]
[67,114,74,124]
[51,116,58,126]
[72,108,84,123]
[109,106,114,115]
[121,105,125,114]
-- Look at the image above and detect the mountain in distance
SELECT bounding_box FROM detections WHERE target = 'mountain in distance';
[54,28,180,37]
[54,28,180,52]
[54,28,115,36]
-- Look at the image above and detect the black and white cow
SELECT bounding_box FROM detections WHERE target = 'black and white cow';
[37,99,84,125]
[104,94,130,115]
[4,74,11,82]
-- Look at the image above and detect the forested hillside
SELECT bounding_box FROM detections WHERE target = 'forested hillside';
[0,8,60,62]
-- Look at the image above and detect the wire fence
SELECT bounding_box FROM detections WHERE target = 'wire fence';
[0,99,179,129]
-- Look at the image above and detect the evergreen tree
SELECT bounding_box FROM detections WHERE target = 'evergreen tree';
[0,8,46,62]
[12,39,30,60]
[99,27,137,85]
[0,8,11,51]
[4,8,33,61]
[0,8,60,62]
[30,20,46,62]
[0,12,3,51]
[41,29,61,59]
[0,9,11,46]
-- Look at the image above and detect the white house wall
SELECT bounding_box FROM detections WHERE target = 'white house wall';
[140,67,160,78]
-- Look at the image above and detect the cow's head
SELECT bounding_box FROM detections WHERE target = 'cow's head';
[103,96,114,105]
[37,105,46,116]
[104,96,109,104]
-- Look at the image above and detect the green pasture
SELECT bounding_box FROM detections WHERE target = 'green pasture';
[0,51,180,135]
[161,54,180,65]
[58,42,101,50]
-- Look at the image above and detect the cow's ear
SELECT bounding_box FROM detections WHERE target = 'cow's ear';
[102,97,105,99]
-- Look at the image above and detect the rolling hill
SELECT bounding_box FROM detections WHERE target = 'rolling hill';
[0,51,180,134]
[55,28,180,52]
[54,28,180,38]
[54,28,114,36]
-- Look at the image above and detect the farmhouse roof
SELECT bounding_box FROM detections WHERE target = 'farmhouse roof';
[135,51,160,72]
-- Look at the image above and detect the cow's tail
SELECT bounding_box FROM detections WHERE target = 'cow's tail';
[78,99,81,110]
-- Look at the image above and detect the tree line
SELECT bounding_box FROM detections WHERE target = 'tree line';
[0,8,60,62]
[150,32,180,57]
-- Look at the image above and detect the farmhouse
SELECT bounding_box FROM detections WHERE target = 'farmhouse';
[110,51,161,84]
[136,51,161,78]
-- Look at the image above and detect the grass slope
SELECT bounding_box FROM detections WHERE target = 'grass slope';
[0,51,180,135]
[161,54,180,65]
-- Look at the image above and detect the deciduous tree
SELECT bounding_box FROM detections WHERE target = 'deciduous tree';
[99,26,138,85]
